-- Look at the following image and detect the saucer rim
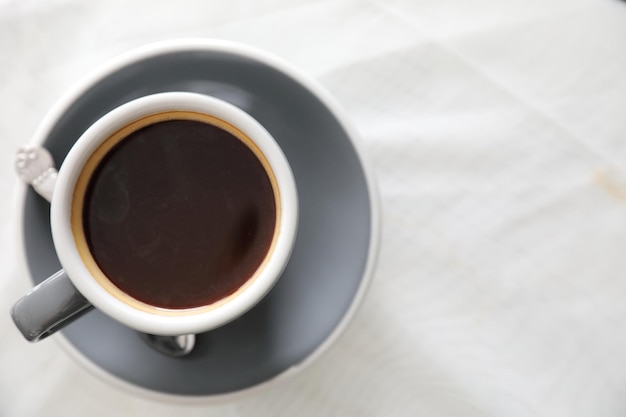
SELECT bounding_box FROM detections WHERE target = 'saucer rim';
[16,38,381,404]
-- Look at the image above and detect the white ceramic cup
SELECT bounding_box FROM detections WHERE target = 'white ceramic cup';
[11,92,298,341]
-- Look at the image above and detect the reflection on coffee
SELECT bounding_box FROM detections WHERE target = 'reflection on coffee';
[72,112,279,311]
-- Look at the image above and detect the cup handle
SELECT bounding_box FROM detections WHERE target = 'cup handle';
[11,269,93,342]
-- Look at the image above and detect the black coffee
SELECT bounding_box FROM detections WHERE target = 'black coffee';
[81,116,277,309]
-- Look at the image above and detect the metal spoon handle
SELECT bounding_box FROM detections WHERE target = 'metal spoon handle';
[15,146,57,202]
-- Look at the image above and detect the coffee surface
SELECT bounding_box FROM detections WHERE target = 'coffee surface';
[82,119,277,309]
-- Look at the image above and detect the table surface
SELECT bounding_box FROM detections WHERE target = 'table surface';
[2,0,626,415]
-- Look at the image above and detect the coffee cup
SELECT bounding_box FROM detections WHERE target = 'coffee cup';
[11,91,298,341]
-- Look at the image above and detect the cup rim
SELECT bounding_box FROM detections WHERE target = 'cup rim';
[50,91,299,335]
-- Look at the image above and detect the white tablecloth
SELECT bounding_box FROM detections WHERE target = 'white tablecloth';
[2,0,626,415]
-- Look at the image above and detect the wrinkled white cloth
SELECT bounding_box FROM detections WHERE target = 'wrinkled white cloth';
[2,0,626,416]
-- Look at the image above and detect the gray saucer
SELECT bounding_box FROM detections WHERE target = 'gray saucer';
[20,42,377,398]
